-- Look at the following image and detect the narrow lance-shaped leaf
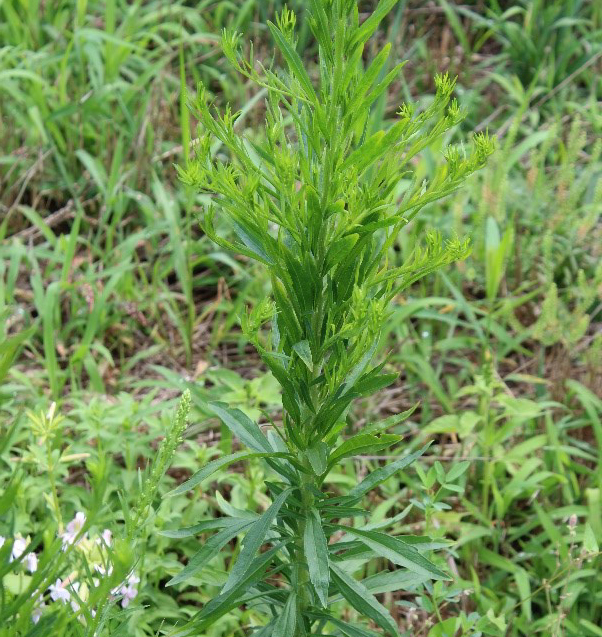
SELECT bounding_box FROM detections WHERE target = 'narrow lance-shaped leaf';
[222,487,293,593]
[330,563,400,636]
[349,442,432,498]
[167,519,253,586]
[165,451,290,498]
[336,525,450,580]
[273,592,297,637]
[207,402,273,453]
[304,508,330,607]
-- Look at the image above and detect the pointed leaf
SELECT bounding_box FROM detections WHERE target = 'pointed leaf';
[349,443,432,498]
[222,488,293,593]
[268,22,318,104]
[167,519,253,586]
[166,451,289,497]
[329,433,401,467]
[273,592,296,637]
[350,0,399,49]
[330,564,399,636]
[292,340,313,371]
[304,508,330,607]
[337,526,450,580]
[159,517,250,538]
[208,402,272,453]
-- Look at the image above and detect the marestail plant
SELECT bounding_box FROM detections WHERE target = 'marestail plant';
[173,1,494,634]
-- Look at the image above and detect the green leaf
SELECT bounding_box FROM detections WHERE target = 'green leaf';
[327,617,382,637]
[336,526,450,580]
[304,508,330,607]
[330,564,400,636]
[350,0,399,49]
[159,517,252,539]
[222,488,293,593]
[349,443,432,498]
[445,460,470,482]
[207,402,272,453]
[167,519,253,586]
[184,545,285,633]
[362,403,419,436]
[583,523,599,554]
[165,451,289,497]
[267,21,318,104]
[329,433,401,467]
[273,592,296,637]
[292,339,313,371]
[305,441,329,475]
[354,372,398,397]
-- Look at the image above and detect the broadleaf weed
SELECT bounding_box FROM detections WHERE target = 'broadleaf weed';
[174,1,493,634]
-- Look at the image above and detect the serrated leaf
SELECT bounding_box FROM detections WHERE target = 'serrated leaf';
[349,443,432,498]
[304,508,330,607]
[208,402,272,453]
[167,519,253,586]
[330,563,400,636]
[292,339,313,371]
[273,592,296,637]
[222,488,293,593]
[336,526,450,580]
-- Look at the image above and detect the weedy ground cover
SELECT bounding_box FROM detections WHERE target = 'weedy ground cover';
[0,0,601,636]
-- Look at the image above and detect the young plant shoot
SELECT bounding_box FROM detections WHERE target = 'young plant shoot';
[174,1,493,634]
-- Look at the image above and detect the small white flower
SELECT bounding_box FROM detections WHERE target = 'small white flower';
[32,595,45,624]
[62,512,86,548]
[95,563,113,576]
[25,551,38,573]
[70,582,80,613]
[121,584,138,608]
[49,579,71,604]
[113,573,140,608]
[11,537,27,561]
[0,536,5,549]
[98,529,112,546]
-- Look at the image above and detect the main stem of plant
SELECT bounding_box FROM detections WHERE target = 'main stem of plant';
[294,467,315,635]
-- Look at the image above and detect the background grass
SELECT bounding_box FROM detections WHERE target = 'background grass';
[1,0,601,635]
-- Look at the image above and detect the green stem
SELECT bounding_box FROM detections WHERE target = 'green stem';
[294,462,316,636]
[47,442,63,533]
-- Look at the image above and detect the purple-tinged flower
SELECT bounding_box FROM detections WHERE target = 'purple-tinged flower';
[62,512,86,548]
[49,579,71,604]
